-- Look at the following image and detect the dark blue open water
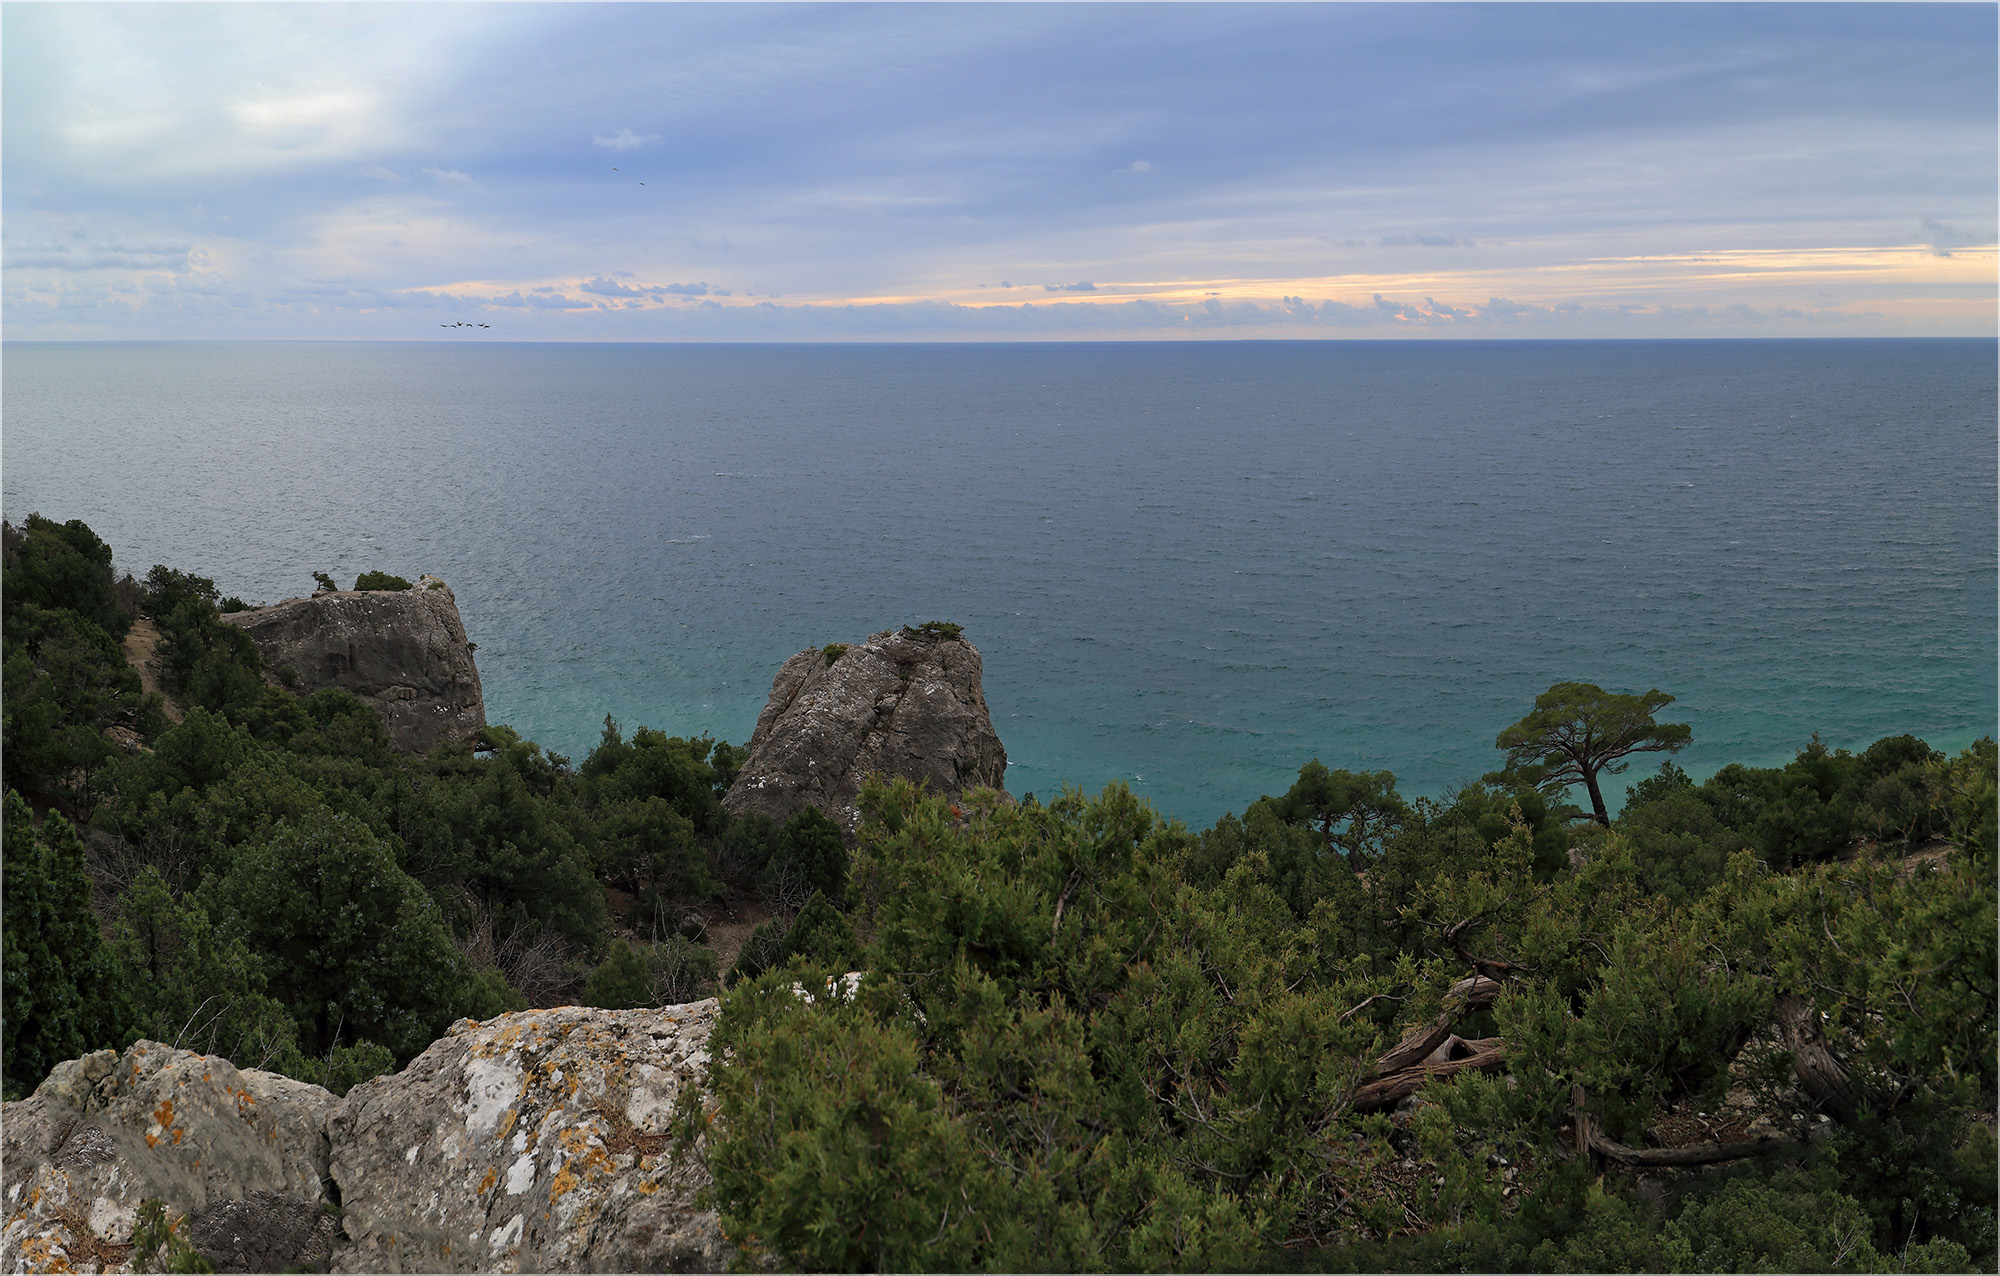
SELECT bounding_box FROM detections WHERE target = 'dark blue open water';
[4,339,1993,826]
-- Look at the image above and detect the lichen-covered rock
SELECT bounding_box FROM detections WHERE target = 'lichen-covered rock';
[1,1042,339,1274]
[327,1003,730,1274]
[218,575,484,752]
[724,626,1007,835]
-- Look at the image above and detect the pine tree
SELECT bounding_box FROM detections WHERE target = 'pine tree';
[3,790,131,1098]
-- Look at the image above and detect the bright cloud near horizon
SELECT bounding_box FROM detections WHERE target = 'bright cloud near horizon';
[5,2,1994,341]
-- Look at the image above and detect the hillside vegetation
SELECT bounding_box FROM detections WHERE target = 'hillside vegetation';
[3,514,1993,1272]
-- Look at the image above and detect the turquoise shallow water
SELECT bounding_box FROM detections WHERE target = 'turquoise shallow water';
[4,339,1993,827]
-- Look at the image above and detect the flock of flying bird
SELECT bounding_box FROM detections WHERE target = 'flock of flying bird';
[439,168,647,333]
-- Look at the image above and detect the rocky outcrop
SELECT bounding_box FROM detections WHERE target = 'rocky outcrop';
[329,1003,729,1274]
[218,576,485,752]
[1,1041,340,1274]
[724,625,1008,835]
[1,1006,731,1274]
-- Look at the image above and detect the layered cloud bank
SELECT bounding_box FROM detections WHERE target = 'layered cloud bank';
[5,4,1993,340]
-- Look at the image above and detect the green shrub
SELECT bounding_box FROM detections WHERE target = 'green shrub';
[898,620,963,641]
[821,642,849,664]
[582,939,653,1010]
[132,1198,215,1273]
[311,571,337,592]
[727,919,789,986]
[3,791,133,1099]
[760,805,849,904]
[352,571,412,592]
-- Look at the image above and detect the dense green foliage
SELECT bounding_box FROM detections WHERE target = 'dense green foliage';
[0,519,763,1099]
[2,791,132,1100]
[4,517,1992,1274]
[351,571,412,591]
[685,766,1994,1272]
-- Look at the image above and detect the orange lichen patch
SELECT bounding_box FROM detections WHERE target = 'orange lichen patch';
[20,1234,68,1272]
[153,1098,175,1128]
[548,1127,617,1202]
[497,1108,519,1140]
[477,1167,499,1198]
[636,1180,661,1195]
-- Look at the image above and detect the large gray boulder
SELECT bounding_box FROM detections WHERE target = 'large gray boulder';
[327,1004,730,1274]
[0,1042,341,1274]
[724,626,1008,836]
[218,575,485,752]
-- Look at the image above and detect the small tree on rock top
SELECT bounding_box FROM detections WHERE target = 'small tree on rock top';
[1495,681,1691,826]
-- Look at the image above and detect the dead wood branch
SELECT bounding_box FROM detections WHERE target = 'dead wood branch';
[1351,1038,1508,1112]
[1570,1085,1802,1167]
[1777,994,1864,1124]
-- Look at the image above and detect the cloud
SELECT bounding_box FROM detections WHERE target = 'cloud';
[578,277,726,299]
[1117,159,1154,174]
[1919,217,1988,258]
[4,238,197,270]
[355,164,404,183]
[593,128,662,152]
[1379,234,1475,248]
[1043,281,1097,292]
[421,167,479,189]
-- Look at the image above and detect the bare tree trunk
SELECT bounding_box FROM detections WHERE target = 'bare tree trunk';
[1777,994,1863,1124]
[1582,771,1610,826]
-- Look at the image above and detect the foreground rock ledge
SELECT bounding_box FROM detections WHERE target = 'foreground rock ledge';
[1,1005,731,1274]
[724,626,1008,835]
[331,1003,728,1274]
[2,1042,340,1274]
[218,577,485,753]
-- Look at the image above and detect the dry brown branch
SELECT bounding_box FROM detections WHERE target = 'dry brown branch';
[1570,1084,1801,1167]
[1350,1038,1508,1112]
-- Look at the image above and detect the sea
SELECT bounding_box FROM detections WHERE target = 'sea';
[4,339,1993,829]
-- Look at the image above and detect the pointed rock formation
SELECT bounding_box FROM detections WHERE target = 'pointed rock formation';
[723,625,1008,836]
[218,576,485,752]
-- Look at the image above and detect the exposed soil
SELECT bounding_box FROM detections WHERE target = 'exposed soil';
[700,894,777,974]
[598,885,775,978]
[120,617,181,723]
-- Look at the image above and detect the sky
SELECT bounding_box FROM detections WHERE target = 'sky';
[4,2,1994,341]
